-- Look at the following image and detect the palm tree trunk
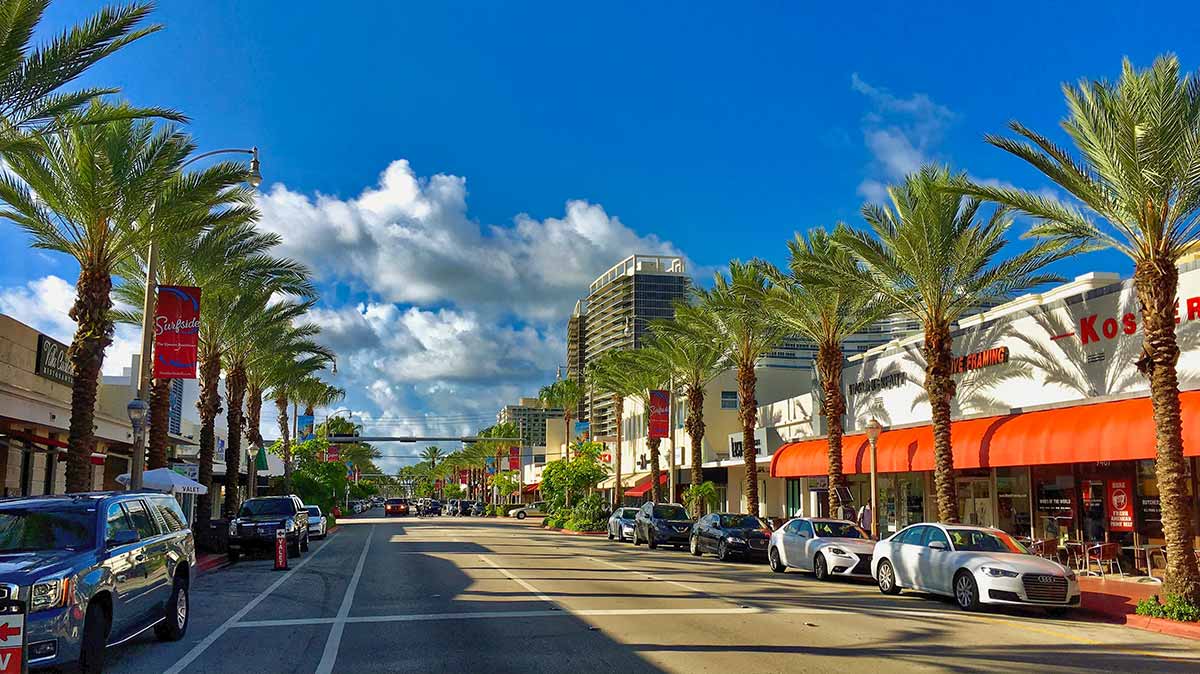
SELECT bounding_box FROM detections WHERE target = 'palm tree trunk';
[613,395,624,508]
[147,377,171,470]
[65,265,112,492]
[276,394,291,492]
[924,321,958,523]
[817,342,847,514]
[738,362,759,516]
[686,384,706,517]
[564,409,573,457]
[648,436,662,503]
[222,365,247,518]
[195,349,222,525]
[1135,261,1200,603]
[246,385,264,499]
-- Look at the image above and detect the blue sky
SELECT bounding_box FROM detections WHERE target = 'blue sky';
[0,2,1192,468]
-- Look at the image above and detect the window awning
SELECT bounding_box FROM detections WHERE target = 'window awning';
[523,482,540,494]
[770,391,1200,478]
[624,472,668,498]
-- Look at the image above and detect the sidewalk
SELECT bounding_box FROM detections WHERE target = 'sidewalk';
[1080,576,1200,640]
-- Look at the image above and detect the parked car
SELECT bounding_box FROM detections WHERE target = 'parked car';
[446,499,460,516]
[0,492,195,673]
[606,507,639,542]
[304,505,328,539]
[469,501,487,517]
[872,523,1080,613]
[768,517,874,578]
[423,499,443,516]
[690,512,772,561]
[633,502,693,549]
[227,495,310,562]
[384,498,410,516]
[508,501,547,520]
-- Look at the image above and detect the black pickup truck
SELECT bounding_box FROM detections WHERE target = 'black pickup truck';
[227,495,310,562]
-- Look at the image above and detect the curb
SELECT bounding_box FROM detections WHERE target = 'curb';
[1110,612,1200,641]
[544,527,607,536]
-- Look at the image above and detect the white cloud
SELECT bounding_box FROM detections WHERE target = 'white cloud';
[255,159,688,323]
[0,275,140,376]
[851,74,955,201]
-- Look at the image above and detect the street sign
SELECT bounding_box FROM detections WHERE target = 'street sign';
[0,600,24,674]
[274,529,288,570]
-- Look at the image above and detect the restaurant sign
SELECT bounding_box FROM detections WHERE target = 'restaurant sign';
[1106,479,1135,532]
[35,334,73,386]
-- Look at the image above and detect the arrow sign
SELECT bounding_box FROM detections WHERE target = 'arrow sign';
[0,624,18,642]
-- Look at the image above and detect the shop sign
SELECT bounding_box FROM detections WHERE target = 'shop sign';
[1055,294,1200,345]
[950,347,1009,375]
[1106,479,1135,531]
[848,371,907,396]
[326,445,340,462]
[170,463,199,480]
[648,390,670,439]
[152,285,201,379]
[35,334,73,386]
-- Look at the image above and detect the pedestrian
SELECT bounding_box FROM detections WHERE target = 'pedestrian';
[857,503,872,533]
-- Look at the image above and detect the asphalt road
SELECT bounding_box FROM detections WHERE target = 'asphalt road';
[100,511,1200,673]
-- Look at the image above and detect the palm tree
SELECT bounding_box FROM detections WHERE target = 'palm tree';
[763,226,886,514]
[292,376,346,419]
[957,55,1200,601]
[112,169,261,469]
[590,349,667,503]
[0,1,168,155]
[647,306,728,517]
[691,261,787,517]
[420,446,445,471]
[263,361,333,493]
[539,377,586,455]
[827,165,1067,523]
[0,108,194,491]
[588,351,633,506]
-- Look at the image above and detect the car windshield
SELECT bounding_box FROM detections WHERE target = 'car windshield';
[719,514,764,529]
[618,508,639,519]
[946,528,1028,554]
[812,521,869,539]
[386,499,404,505]
[653,505,687,520]
[305,506,321,516]
[238,499,294,517]
[0,508,96,552]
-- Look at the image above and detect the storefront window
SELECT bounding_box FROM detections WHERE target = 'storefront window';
[1033,466,1075,543]
[881,473,924,533]
[996,467,1032,538]
[1136,460,1162,541]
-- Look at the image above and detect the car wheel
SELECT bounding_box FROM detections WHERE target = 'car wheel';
[608,529,615,540]
[155,576,189,641]
[814,553,829,581]
[769,547,786,573]
[227,549,240,564]
[78,601,109,674]
[954,571,980,611]
[877,559,901,595]
[517,511,527,520]
[647,534,658,550]
[690,536,702,557]
[716,540,729,562]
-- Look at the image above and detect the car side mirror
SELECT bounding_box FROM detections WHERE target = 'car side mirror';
[928,540,948,551]
[107,529,140,548]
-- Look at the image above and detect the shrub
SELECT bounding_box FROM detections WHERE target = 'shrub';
[1135,594,1200,623]
[561,494,608,532]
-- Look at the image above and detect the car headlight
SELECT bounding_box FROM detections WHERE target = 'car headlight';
[980,566,1019,578]
[31,576,71,612]
[285,518,296,532]
[827,547,849,557]
[727,536,746,545]
[228,520,239,536]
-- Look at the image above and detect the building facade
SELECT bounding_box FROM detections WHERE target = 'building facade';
[498,397,563,451]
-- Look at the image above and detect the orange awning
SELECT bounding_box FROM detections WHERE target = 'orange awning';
[624,473,669,497]
[523,482,540,494]
[770,391,1200,478]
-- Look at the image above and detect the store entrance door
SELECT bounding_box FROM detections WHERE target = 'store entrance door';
[956,477,993,527]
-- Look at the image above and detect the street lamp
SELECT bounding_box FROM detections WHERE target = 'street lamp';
[128,146,262,490]
[127,399,149,489]
[865,418,883,540]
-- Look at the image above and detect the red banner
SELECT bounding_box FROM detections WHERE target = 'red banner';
[326,445,340,462]
[459,469,469,483]
[649,390,670,439]
[508,446,520,470]
[153,286,201,379]
[1106,479,1134,532]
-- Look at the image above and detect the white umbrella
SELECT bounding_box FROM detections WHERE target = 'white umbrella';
[116,467,208,495]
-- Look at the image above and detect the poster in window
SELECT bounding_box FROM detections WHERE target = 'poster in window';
[1106,479,1135,532]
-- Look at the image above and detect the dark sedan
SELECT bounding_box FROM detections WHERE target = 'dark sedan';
[632,502,693,550]
[690,513,772,561]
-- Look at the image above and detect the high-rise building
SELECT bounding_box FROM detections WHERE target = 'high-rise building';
[498,397,563,450]
[570,254,690,438]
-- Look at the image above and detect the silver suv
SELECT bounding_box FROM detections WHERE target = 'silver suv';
[0,491,195,673]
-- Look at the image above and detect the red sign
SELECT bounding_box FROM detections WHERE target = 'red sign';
[508,446,520,470]
[0,609,21,674]
[648,390,670,439]
[153,285,201,379]
[274,529,288,570]
[600,453,612,463]
[1106,479,1135,532]
[326,445,340,462]
[459,469,469,482]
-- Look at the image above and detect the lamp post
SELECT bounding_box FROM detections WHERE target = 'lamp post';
[127,399,149,488]
[865,418,883,540]
[129,147,260,490]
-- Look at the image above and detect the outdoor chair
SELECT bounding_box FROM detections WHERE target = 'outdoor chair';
[1086,542,1124,577]
[1030,538,1059,561]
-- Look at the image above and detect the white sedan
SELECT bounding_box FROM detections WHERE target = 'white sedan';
[871,523,1080,613]
[768,517,875,580]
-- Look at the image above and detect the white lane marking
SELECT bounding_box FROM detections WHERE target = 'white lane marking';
[163,534,339,674]
[229,605,841,628]
[585,555,732,602]
[479,555,554,603]
[315,524,375,674]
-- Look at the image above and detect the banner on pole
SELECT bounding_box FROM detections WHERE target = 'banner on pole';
[297,414,315,442]
[326,445,340,462]
[648,390,670,439]
[508,446,520,470]
[152,285,201,379]
[573,420,590,441]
